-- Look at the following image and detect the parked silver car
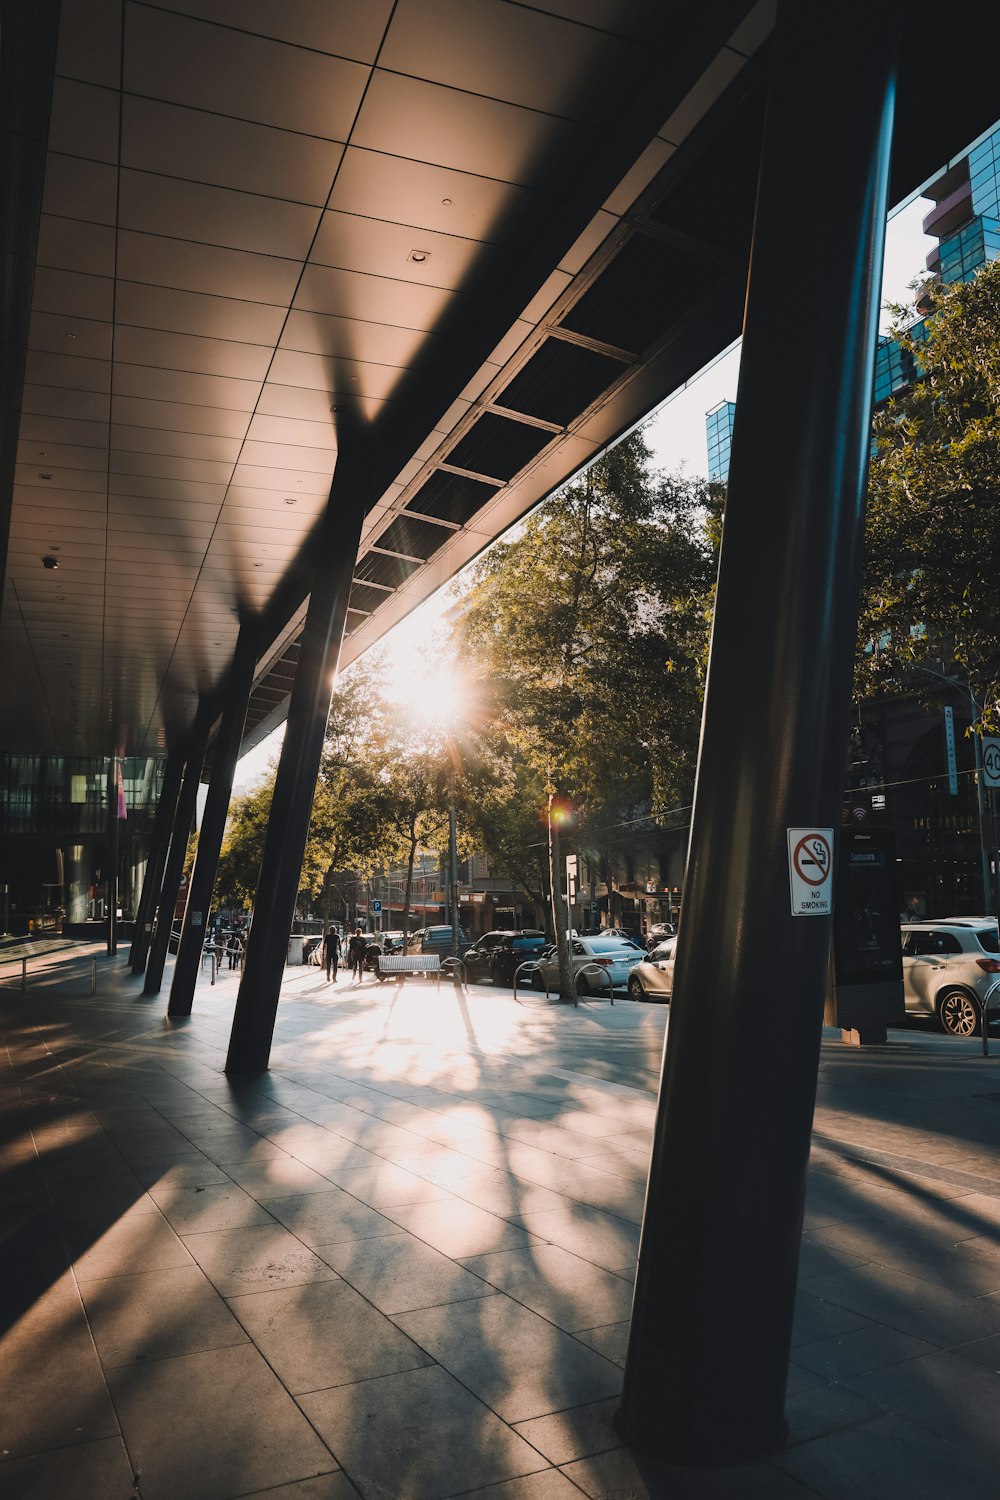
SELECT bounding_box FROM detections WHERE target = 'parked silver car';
[627,938,676,1002]
[533,935,645,994]
[901,918,1000,1036]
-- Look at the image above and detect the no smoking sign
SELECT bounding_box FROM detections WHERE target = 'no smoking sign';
[787,828,834,916]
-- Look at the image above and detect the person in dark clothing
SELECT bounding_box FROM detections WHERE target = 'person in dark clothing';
[348,927,367,979]
[322,927,340,982]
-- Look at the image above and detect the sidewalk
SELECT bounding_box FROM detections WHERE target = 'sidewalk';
[2,950,1000,1499]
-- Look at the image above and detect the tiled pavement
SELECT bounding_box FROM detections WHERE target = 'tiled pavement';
[3,949,1000,1499]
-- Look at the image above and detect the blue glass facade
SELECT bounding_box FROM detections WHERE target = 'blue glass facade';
[873,121,1000,406]
[705,400,737,482]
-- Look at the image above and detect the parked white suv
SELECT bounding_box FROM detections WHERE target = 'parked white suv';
[901,918,1000,1036]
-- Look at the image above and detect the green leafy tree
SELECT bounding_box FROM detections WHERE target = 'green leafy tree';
[861,257,1000,722]
[456,430,719,849]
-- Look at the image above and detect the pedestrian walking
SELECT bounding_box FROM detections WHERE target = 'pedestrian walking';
[348,927,367,980]
[323,926,340,982]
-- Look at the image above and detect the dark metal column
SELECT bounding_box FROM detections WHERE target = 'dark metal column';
[226,474,366,1073]
[143,719,209,998]
[168,625,259,1017]
[618,2,900,1465]
[106,756,119,956]
[129,745,184,972]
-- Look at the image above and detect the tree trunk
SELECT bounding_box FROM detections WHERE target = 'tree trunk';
[401,830,418,937]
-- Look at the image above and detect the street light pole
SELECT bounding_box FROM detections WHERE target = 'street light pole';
[546,786,573,1001]
[448,796,459,960]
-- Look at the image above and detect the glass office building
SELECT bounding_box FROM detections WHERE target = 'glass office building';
[0,756,163,934]
[705,399,737,483]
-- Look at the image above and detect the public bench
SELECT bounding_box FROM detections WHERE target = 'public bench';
[377,954,442,986]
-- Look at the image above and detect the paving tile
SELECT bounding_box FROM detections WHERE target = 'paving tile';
[316,1228,493,1314]
[559,1445,809,1498]
[784,1381,886,1446]
[219,1156,345,1198]
[459,1244,634,1333]
[181,1222,339,1296]
[451,1474,582,1500]
[299,1364,542,1500]
[80,1264,249,1367]
[803,1262,1000,1346]
[227,1277,431,1394]
[513,1396,622,1465]
[0,1269,120,1459]
[394,1292,622,1423]
[107,1342,335,1500]
[260,1188,400,1247]
[792,1321,938,1380]
[951,1331,1000,1370]
[790,1289,874,1347]
[571,1321,630,1368]
[0,1436,136,1498]
[132,1154,232,1190]
[775,1410,1000,1500]
[509,1204,640,1273]
[239,1477,362,1500]
[320,1160,451,1207]
[67,1209,195,1282]
[382,1197,539,1258]
[148,1180,277,1233]
[843,1348,1000,1469]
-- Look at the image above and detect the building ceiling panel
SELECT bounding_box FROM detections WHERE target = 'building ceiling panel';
[115,283,287,349]
[381,0,647,121]
[36,215,116,277]
[32,268,116,323]
[326,148,540,245]
[121,96,345,206]
[3,0,994,762]
[41,154,118,224]
[351,72,594,188]
[110,395,253,441]
[117,171,320,262]
[115,232,301,305]
[123,5,369,140]
[148,0,395,59]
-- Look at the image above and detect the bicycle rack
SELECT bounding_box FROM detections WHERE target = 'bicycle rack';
[441,957,468,990]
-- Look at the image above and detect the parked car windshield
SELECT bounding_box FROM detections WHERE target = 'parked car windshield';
[588,937,640,954]
[648,941,674,960]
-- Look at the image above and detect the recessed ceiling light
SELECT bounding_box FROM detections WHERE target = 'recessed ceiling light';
[408,248,430,264]
[39,472,52,480]
[42,555,59,569]
[284,497,296,505]
[441,197,452,206]
[253,562,263,568]
[64,332,76,341]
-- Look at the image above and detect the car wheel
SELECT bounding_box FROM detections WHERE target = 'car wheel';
[628,973,644,1002]
[938,987,980,1037]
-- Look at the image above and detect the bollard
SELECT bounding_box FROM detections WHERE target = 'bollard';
[211,953,217,986]
[21,957,27,995]
[91,957,98,996]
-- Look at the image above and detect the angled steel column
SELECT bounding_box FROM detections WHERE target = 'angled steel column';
[143,717,210,998]
[169,624,259,1017]
[226,468,366,1073]
[130,745,184,972]
[106,756,119,956]
[618,1,900,1466]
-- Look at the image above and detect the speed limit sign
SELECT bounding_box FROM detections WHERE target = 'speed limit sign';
[982,738,1000,788]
